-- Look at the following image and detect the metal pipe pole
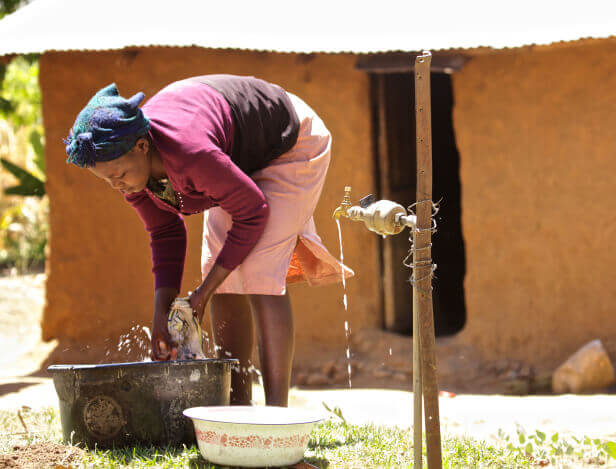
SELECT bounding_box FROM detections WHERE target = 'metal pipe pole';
[413,51,442,469]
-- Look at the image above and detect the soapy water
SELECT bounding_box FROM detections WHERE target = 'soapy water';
[107,318,269,393]
[336,219,352,388]
[112,325,153,361]
[111,323,215,363]
[216,347,263,385]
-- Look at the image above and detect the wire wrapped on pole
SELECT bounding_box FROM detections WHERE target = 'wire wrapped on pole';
[404,200,440,292]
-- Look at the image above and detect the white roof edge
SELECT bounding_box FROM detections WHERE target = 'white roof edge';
[0,0,615,56]
[1,34,613,58]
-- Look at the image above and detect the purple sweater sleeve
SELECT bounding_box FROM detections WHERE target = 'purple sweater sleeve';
[182,148,270,270]
[125,191,187,290]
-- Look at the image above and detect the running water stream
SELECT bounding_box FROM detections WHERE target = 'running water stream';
[336,219,352,388]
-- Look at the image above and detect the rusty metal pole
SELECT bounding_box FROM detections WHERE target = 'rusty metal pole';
[413,50,442,469]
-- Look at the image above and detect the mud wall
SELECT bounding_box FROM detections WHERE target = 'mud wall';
[453,40,616,368]
[40,48,379,359]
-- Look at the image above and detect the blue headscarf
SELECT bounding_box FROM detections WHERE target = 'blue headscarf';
[64,84,151,168]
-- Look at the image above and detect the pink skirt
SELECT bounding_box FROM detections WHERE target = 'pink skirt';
[201,93,354,295]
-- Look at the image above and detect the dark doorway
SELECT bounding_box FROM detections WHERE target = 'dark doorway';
[370,72,466,336]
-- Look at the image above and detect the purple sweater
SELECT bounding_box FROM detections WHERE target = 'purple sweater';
[125,79,270,290]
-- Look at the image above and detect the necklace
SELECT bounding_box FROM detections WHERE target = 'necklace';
[147,177,178,209]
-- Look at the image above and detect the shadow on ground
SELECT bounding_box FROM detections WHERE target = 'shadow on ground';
[0,381,37,397]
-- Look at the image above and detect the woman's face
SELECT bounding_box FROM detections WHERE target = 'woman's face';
[88,138,151,195]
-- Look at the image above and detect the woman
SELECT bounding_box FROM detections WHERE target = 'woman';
[64,75,352,407]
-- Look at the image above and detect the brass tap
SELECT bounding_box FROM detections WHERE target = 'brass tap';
[333,186,417,236]
[332,186,353,220]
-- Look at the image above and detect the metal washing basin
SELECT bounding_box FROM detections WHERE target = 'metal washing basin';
[48,358,237,448]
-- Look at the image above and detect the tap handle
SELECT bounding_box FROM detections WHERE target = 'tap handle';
[359,194,375,208]
[342,186,352,206]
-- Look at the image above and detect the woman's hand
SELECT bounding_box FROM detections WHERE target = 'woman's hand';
[150,287,179,361]
[151,310,178,361]
[189,264,233,323]
[188,284,212,324]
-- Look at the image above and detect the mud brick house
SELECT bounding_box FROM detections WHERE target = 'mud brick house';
[1,1,614,376]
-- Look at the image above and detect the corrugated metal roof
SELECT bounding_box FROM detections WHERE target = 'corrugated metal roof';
[0,0,615,56]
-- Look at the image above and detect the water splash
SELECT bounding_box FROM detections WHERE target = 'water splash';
[248,364,263,387]
[336,219,352,388]
[115,325,152,361]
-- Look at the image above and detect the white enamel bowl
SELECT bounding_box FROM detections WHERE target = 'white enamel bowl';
[183,406,326,467]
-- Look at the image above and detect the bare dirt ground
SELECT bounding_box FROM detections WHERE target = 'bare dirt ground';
[0,442,85,469]
[2,272,616,445]
[0,273,57,409]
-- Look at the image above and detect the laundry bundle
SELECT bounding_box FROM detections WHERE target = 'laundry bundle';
[167,297,206,360]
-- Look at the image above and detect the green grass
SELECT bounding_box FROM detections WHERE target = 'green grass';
[1,407,615,468]
[0,406,59,451]
[305,419,527,468]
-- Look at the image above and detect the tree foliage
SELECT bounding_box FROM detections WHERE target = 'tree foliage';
[0,55,41,128]
[0,1,44,195]
[0,56,44,195]
[0,0,24,111]
[0,0,38,130]
[0,0,26,19]
[0,0,46,271]
[0,157,44,196]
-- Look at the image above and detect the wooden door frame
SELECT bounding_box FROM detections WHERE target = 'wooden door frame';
[373,73,397,330]
[362,52,467,332]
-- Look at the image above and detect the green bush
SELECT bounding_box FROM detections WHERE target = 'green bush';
[0,196,47,272]
[0,52,46,273]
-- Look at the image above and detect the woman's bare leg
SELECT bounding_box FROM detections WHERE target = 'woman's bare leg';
[248,292,294,407]
[210,294,254,405]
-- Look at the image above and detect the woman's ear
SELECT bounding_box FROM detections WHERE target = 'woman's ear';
[135,137,149,156]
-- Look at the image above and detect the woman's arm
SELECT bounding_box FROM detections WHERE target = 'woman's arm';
[125,191,187,290]
[152,286,179,360]
[125,191,187,359]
